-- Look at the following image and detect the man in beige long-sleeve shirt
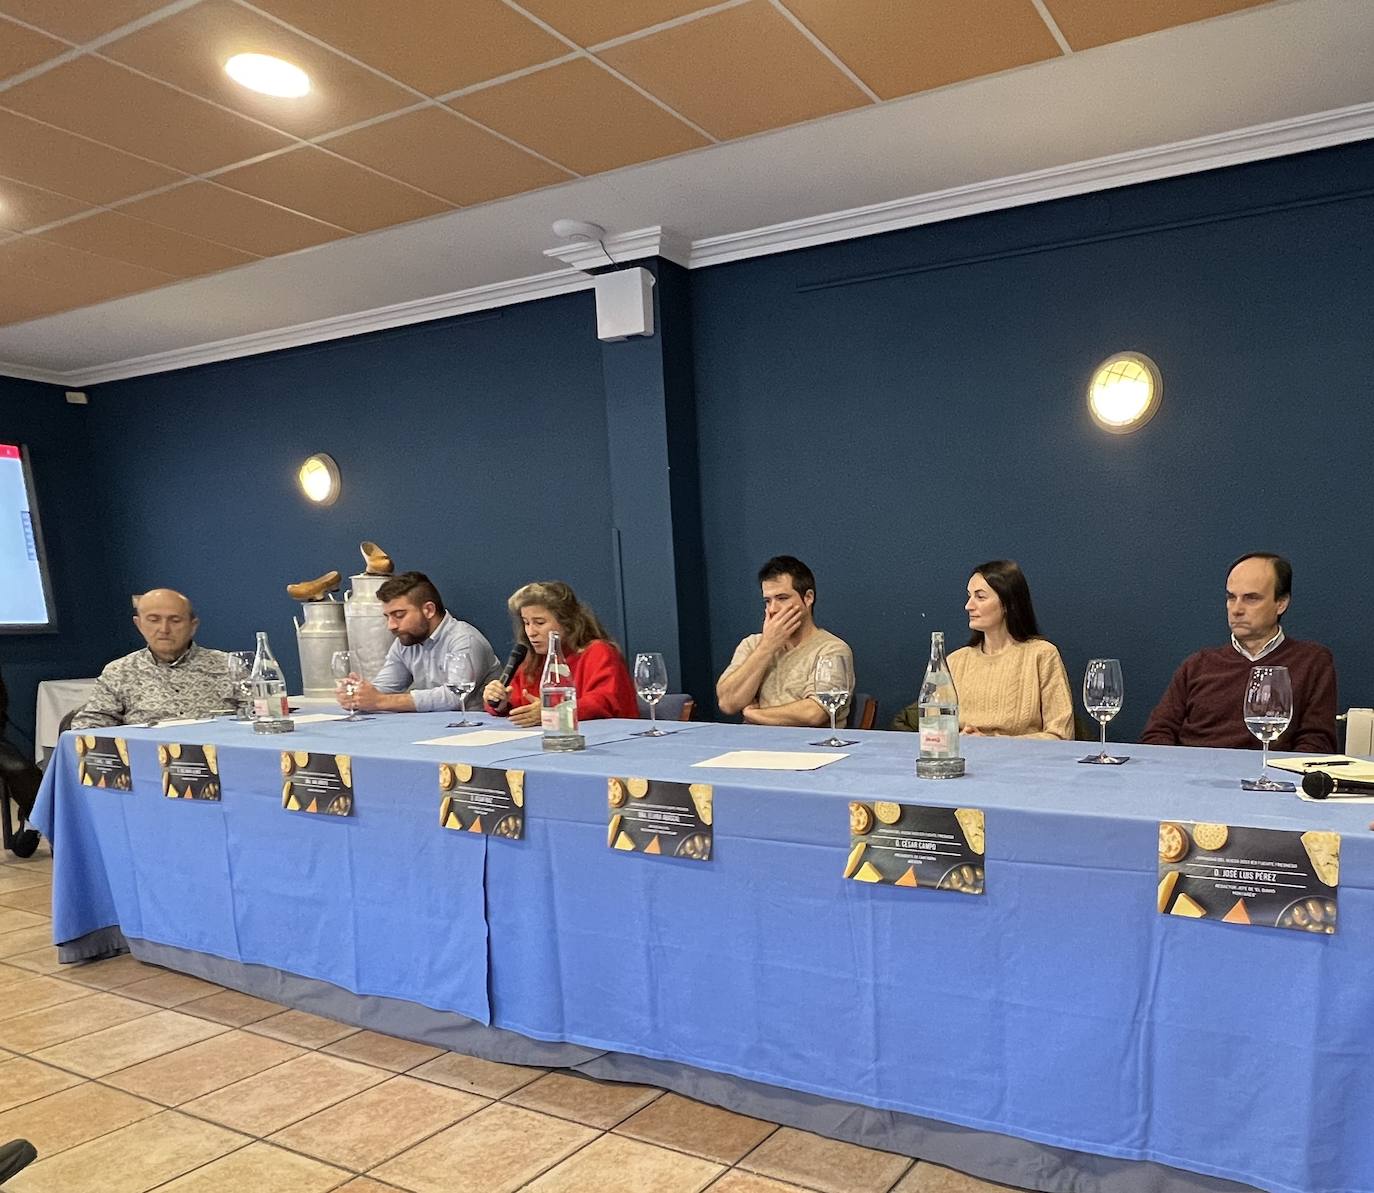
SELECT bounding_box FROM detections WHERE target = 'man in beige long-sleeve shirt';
[716,556,853,728]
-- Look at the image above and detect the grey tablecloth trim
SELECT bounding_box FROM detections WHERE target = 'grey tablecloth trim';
[578,1052,1259,1193]
[57,924,129,963]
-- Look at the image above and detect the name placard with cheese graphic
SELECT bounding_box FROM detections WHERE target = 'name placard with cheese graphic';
[75,735,131,791]
[159,742,221,801]
[438,763,525,839]
[281,751,353,817]
[1158,821,1339,933]
[845,803,985,894]
[607,777,712,862]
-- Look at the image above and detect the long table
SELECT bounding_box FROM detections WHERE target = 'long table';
[31,715,1374,1193]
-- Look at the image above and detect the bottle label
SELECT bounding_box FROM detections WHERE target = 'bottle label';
[542,693,578,735]
[920,727,953,753]
[253,695,288,719]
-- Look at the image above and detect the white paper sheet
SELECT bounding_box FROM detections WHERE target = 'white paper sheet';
[291,713,348,725]
[1298,790,1374,803]
[1270,754,1374,777]
[414,730,541,748]
[151,717,216,729]
[1280,754,1374,799]
[692,750,848,771]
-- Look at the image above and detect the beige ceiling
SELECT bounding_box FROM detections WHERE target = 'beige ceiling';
[0,0,1278,329]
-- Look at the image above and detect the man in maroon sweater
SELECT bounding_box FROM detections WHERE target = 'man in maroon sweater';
[1142,553,1337,752]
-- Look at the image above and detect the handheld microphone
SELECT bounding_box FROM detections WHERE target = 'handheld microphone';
[1301,769,1374,799]
[490,644,528,713]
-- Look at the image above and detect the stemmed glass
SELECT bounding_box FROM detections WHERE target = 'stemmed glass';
[445,650,481,727]
[810,654,857,748]
[632,652,675,737]
[1241,665,1296,791]
[227,651,254,721]
[1079,659,1129,764]
[331,650,363,722]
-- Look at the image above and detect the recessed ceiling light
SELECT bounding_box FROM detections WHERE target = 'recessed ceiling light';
[224,52,310,98]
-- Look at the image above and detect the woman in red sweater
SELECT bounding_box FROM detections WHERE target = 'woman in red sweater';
[482,581,638,725]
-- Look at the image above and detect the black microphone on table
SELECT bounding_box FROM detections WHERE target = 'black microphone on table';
[488,643,528,714]
[1301,769,1374,799]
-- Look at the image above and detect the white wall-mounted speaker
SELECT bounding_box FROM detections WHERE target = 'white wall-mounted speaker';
[594,267,655,341]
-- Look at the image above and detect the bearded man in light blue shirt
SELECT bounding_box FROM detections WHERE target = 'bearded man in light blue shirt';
[340,572,500,714]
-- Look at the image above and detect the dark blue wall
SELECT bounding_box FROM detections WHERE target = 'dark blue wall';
[83,293,615,690]
[691,142,1374,738]
[0,378,113,745]
[5,142,1372,744]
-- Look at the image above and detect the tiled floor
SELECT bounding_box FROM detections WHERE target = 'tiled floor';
[0,844,1024,1193]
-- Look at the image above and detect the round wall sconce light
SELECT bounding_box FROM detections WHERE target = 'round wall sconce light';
[1087,352,1161,433]
[298,453,340,506]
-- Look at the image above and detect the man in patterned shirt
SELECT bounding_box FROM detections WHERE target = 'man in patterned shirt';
[71,589,237,729]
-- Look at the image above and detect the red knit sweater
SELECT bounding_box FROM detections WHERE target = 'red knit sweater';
[1141,637,1338,752]
[486,639,638,720]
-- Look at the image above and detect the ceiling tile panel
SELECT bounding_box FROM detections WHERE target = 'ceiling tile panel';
[0,176,90,231]
[326,107,571,208]
[0,235,176,300]
[0,16,67,77]
[782,0,1063,99]
[598,1,869,141]
[36,209,258,275]
[449,57,708,176]
[0,57,293,173]
[117,181,349,257]
[252,0,569,96]
[515,0,720,47]
[1043,0,1273,51]
[0,269,104,325]
[0,287,71,327]
[0,110,184,204]
[0,0,170,43]
[100,0,417,139]
[214,146,454,233]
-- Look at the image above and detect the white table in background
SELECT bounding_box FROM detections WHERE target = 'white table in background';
[34,678,97,764]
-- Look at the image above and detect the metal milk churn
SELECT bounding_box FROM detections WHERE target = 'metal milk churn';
[344,572,392,682]
[293,598,348,697]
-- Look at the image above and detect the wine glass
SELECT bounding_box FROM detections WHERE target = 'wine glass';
[1241,665,1296,791]
[810,653,857,748]
[632,652,674,737]
[331,650,362,722]
[1078,659,1129,765]
[227,651,254,721]
[445,650,481,727]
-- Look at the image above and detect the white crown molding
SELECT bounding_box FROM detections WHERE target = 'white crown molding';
[4,100,1371,389]
[688,99,1374,268]
[2,269,596,388]
[0,361,65,385]
[543,225,692,271]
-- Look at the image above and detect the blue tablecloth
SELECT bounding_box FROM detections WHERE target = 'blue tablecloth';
[33,714,606,1024]
[33,716,1374,1193]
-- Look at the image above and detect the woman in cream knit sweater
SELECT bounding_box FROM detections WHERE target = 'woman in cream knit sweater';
[893,560,1074,740]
